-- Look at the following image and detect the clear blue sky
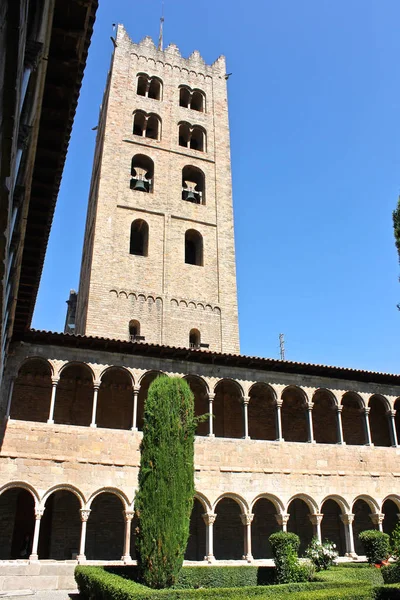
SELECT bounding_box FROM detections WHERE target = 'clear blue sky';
[33,0,400,373]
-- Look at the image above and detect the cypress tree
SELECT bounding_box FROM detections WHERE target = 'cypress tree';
[134,376,196,589]
[393,197,400,310]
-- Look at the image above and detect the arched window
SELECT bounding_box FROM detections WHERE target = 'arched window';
[130,219,149,256]
[185,229,203,266]
[182,166,205,204]
[133,111,161,140]
[179,86,205,112]
[131,155,154,193]
[136,74,163,100]
[178,122,205,152]
[129,320,144,342]
[189,329,200,349]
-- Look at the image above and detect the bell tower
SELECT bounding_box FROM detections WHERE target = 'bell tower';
[75,25,240,354]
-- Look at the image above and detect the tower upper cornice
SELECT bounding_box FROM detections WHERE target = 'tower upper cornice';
[116,24,226,78]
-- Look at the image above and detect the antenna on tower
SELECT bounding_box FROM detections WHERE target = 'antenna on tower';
[279,333,285,361]
[158,0,165,51]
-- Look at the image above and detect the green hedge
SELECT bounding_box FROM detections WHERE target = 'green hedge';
[75,567,375,600]
[381,563,400,584]
[359,531,390,564]
[373,585,400,600]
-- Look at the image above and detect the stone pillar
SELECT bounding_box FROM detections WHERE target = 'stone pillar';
[77,509,91,562]
[275,513,290,532]
[5,377,15,419]
[387,410,398,447]
[336,405,345,444]
[340,514,356,557]
[208,393,215,437]
[363,407,373,446]
[90,382,100,428]
[309,514,323,543]
[243,396,250,439]
[275,400,284,441]
[47,377,59,424]
[121,510,134,562]
[306,402,315,443]
[202,512,216,562]
[370,513,385,533]
[240,513,254,562]
[131,387,139,431]
[29,508,45,561]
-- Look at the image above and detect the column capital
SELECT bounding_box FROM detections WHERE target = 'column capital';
[275,399,283,408]
[370,512,385,525]
[387,409,396,418]
[306,402,314,411]
[202,512,216,525]
[208,393,215,401]
[336,405,343,413]
[93,381,101,390]
[309,513,323,525]
[133,386,140,394]
[340,513,355,525]
[275,513,290,526]
[80,509,91,522]
[124,510,135,522]
[240,512,254,526]
[35,508,45,520]
[243,396,250,405]
[364,407,371,415]
[51,376,60,386]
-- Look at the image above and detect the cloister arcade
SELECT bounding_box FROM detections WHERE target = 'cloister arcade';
[0,482,399,563]
[7,357,400,446]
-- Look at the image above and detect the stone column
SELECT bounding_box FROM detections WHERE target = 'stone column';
[370,513,385,533]
[202,512,216,562]
[29,508,45,561]
[340,514,356,557]
[275,513,290,532]
[241,513,254,562]
[306,402,315,443]
[243,396,250,439]
[208,393,215,437]
[275,400,284,441]
[387,410,398,447]
[336,405,345,444]
[309,514,323,543]
[5,377,15,419]
[90,382,100,428]
[121,510,134,562]
[47,377,59,424]
[77,509,91,562]
[131,387,140,431]
[363,407,373,446]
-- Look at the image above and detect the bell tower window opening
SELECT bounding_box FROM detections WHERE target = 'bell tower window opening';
[178,122,205,152]
[130,219,149,257]
[131,155,154,193]
[189,329,200,349]
[179,86,205,112]
[182,166,205,204]
[185,229,203,266]
[129,320,141,342]
[136,74,163,100]
[133,111,161,141]
[190,127,204,151]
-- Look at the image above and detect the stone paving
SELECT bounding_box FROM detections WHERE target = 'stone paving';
[0,592,79,599]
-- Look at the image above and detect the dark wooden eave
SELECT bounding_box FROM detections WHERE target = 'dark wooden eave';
[14,329,400,386]
[13,0,98,334]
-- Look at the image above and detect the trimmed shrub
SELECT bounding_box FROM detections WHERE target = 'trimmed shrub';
[382,562,400,584]
[134,377,197,589]
[269,532,310,584]
[374,585,400,600]
[305,538,338,571]
[359,530,390,564]
[269,531,301,556]
[173,566,275,588]
[391,523,400,559]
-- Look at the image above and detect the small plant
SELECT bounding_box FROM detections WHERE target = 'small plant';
[269,531,310,584]
[359,530,390,564]
[305,538,338,571]
[391,522,400,559]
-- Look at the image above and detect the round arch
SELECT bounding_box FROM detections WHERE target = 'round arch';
[194,491,212,513]
[87,487,129,510]
[381,495,400,512]
[183,374,210,393]
[11,358,53,423]
[184,375,209,436]
[40,484,85,510]
[213,492,249,514]
[250,493,285,514]
[99,366,134,386]
[352,495,380,513]
[16,356,54,377]
[287,493,319,514]
[312,388,338,406]
[0,481,39,504]
[138,370,165,386]
[58,361,95,381]
[320,494,350,514]
[213,379,244,439]
[340,391,365,408]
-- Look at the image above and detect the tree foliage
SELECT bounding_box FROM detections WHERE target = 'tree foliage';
[393,197,400,309]
[134,376,196,589]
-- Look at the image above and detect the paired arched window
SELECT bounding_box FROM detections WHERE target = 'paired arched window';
[131,155,154,193]
[182,166,205,204]
[130,219,149,257]
[178,122,206,152]
[137,74,163,100]
[133,110,161,140]
[189,329,200,348]
[185,229,203,266]
[179,86,205,112]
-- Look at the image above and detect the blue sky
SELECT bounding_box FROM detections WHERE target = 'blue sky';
[33,0,400,373]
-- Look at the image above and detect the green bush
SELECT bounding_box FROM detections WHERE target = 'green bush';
[381,562,400,584]
[173,566,275,588]
[269,531,301,556]
[391,524,400,559]
[134,377,197,589]
[305,538,338,571]
[269,531,310,584]
[359,531,390,564]
[374,584,400,600]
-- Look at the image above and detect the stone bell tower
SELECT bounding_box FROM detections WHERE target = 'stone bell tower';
[75,25,240,354]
